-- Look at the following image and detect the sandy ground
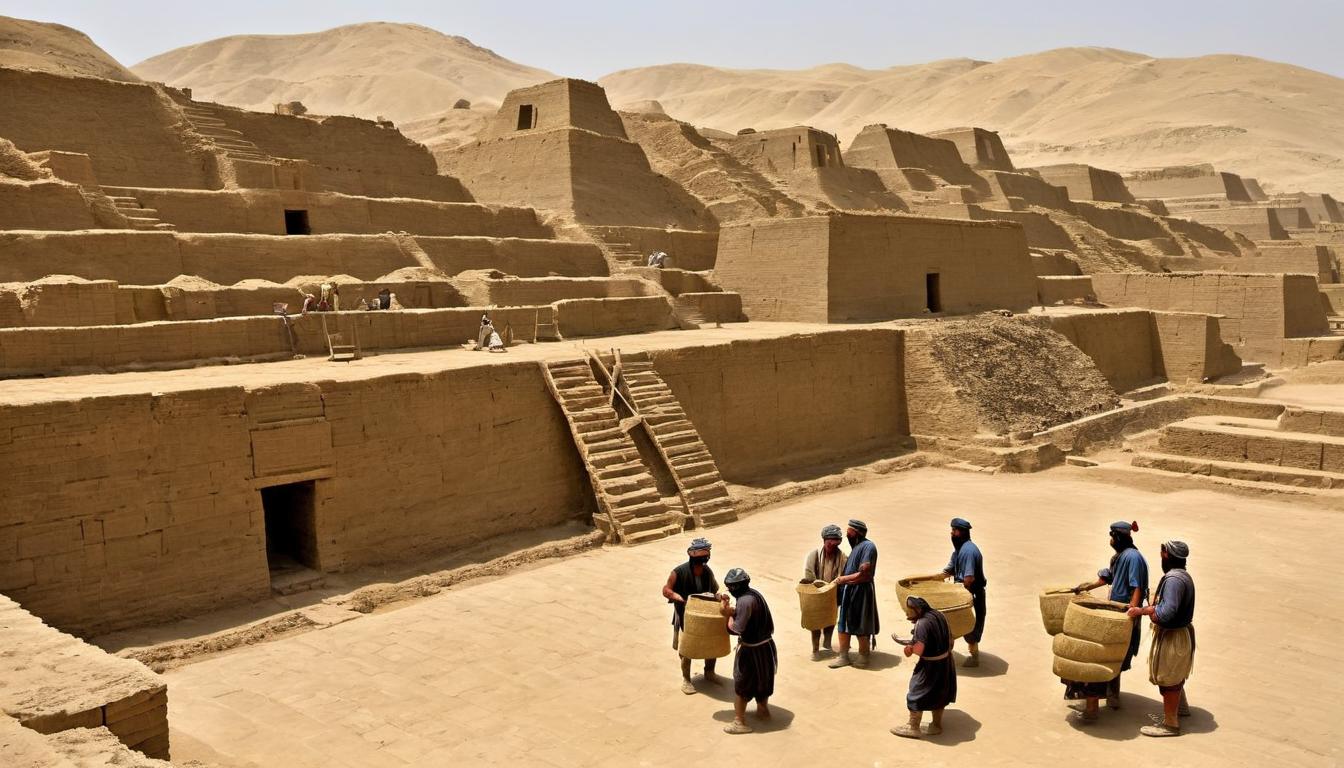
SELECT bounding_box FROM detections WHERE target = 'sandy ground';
[163,467,1342,767]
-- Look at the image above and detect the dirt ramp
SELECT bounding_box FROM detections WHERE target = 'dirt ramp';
[906,315,1120,437]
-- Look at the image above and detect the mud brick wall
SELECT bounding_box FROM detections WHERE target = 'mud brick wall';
[0,181,97,230]
[1183,207,1286,240]
[587,226,719,271]
[649,329,907,479]
[674,292,745,324]
[1151,311,1243,383]
[0,389,269,634]
[553,296,675,337]
[1048,310,1161,391]
[0,70,212,189]
[0,595,169,758]
[714,217,831,322]
[416,236,609,278]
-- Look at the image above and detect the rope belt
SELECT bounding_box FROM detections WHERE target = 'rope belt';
[738,635,774,648]
[921,650,950,661]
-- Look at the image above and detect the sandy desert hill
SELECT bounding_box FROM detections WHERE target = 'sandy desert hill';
[601,48,1344,195]
[132,21,553,124]
[0,14,138,81]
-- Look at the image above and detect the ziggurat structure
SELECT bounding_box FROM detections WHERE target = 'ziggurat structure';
[1,17,1342,766]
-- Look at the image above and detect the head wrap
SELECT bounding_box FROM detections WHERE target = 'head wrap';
[848,519,868,533]
[821,524,843,540]
[905,595,931,614]
[1162,540,1190,559]
[687,537,711,553]
[724,567,750,584]
[1110,520,1138,533]
[950,517,972,531]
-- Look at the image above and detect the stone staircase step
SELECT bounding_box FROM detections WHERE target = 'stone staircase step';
[1158,417,1344,473]
[1131,451,1344,490]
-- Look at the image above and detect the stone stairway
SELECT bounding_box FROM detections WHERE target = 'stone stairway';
[1127,412,1344,490]
[603,241,646,267]
[103,193,175,231]
[542,358,682,544]
[617,353,737,528]
[177,103,273,163]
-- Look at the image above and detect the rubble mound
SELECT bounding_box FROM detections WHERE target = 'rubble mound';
[927,315,1120,433]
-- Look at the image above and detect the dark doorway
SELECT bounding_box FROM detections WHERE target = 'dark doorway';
[816,145,827,168]
[925,273,943,313]
[261,480,318,573]
[283,209,310,235]
[517,104,535,130]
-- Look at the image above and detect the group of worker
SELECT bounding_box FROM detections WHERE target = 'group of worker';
[661,517,1196,739]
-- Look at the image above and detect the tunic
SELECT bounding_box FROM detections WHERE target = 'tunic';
[1149,568,1196,690]
[946,540,987,644]
[907,609,957,711]
[838,538,879,636]
[669,562,719,630]
[729,588,778,699]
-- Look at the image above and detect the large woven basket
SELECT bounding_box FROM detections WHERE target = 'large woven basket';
[1039,585,1087,636]
[896,576,970,618]
[1062,598,1134,646]
[796,580,839,630]
[941,602,976,639]
[680,594,730,659]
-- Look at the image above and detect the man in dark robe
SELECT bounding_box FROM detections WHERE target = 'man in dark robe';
[830,519,878,669]
[661,537,720,694]
[719,568,777,734]
[1129,539,1195,737]
[891,595,957,738]
[1065,520,1149,721]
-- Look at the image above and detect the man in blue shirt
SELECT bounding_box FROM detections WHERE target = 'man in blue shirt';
[1065,520,1149,722]
[938,517,986,667]
[1128,540,1195,737]
[830,519,879,669]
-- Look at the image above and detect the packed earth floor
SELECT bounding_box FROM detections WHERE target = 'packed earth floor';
[159,468,1341,767]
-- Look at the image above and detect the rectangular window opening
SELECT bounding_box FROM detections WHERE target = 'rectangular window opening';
[925,273,943,314]
[517,104,535,130]
[261,480,319,575]
[283,209,310,235]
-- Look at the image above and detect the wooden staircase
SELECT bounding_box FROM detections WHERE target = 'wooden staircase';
[542,359,683,544]
[614,352,737,528]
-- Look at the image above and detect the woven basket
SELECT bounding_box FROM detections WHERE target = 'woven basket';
[1052,632,1129,664]
[941,602,976,639]
[1039,586,1087,636]
[896,576,970,618]
[1053,654,1122,683]
[1062,598,1134,646]
[796,580,839,630]
[679,594,730,659]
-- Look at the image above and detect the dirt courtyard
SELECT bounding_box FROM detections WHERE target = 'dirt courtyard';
[164,467,1341,767]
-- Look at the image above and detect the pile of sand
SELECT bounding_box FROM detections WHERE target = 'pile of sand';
[0,15,139,81]
[377,266,450,282]
[928,315,1120,433]
[165,274,222,290]
[600,48,1344,195]
[0,137,48,180]
[132,22,553,124]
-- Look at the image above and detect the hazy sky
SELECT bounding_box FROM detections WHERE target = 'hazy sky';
[7,0,1343,78]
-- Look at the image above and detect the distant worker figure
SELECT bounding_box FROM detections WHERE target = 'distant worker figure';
[1064,520,1149,722]
[802,524,845,661]
[916,517,987,667]
[317,283,340,312]
[1128,540,1195,737]
[662,538,721,695]
[475,315,506,352]
[719,568,777,734]
[891,595,957,738]
[830,519,878,669]
[301,293,318,313]
[377,288,393,310]
[647,250,668,268]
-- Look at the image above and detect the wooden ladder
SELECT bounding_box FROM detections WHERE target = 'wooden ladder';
[320,314,361,362]
[540,358,681,544]
[602,350,737,529]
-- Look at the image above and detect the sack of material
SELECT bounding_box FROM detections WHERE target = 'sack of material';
[1039,586,1087,636]
[1148,625,1195,687]
[1053,654,1122,683]
[1053,632,1129,664]
[1062,598,1134,646]
[796,579,839,630]
[679,594,730,659]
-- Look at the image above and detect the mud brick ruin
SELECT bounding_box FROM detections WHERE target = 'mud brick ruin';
[1,20,1343,765]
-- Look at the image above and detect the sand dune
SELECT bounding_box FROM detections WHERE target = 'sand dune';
[0,15,139,81]
[600,48,1344,195]
[132,22,553,124]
